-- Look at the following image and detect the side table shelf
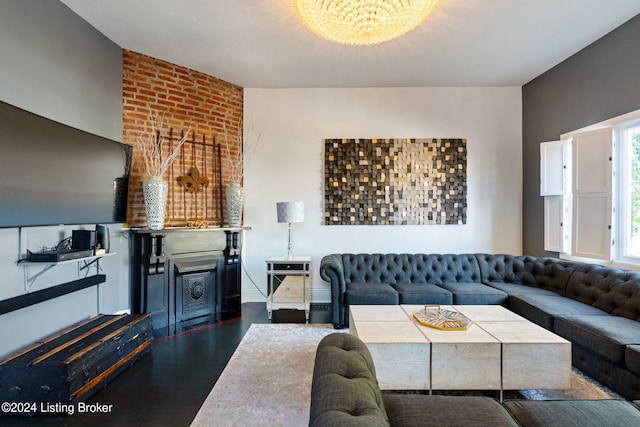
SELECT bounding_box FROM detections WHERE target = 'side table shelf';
[266,256,311,322]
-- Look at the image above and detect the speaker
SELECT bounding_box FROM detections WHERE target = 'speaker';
[96,224,110,253]
[72,230,95,251]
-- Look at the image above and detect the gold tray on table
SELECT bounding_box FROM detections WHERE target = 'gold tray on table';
[413,306,473,331]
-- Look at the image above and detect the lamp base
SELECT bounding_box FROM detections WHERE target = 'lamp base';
[286,222,293,259]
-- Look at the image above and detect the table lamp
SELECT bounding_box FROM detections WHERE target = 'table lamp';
[276,201,304,259]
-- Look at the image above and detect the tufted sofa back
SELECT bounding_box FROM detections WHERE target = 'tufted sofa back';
[566,264,640,321]
[309,333,389,426]
[340,253,481,285]
[476,254,579,296]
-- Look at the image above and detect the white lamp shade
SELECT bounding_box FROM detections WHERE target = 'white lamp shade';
[277,201,304,223]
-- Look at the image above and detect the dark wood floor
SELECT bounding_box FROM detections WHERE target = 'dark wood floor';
[6,303,331,427]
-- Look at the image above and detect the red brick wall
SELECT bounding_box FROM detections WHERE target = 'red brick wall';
[122,50,243,228]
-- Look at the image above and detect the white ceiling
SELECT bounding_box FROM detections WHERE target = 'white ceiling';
[59,0,640,88]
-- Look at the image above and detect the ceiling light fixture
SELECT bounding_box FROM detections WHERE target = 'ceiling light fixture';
[294,0,439,46]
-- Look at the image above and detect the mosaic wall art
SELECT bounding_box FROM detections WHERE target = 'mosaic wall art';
[324,138,467,225]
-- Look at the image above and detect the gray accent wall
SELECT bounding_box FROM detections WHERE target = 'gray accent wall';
[0,0,125,358]
[522,13,640,256]
[0,0,122,139]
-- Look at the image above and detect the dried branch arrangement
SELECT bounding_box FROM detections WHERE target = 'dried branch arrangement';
[138,114,192,179]
[222,122,260,185]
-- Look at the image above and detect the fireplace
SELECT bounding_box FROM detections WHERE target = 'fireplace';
[174,257,219,323]
[130,229,242,332]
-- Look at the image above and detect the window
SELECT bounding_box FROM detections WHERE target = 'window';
[617,121,640,262]
[556,108,640,268]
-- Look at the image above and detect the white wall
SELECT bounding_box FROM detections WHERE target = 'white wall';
[242,87,523,302]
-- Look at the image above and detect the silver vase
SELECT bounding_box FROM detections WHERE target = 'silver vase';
[226,183,244,227]
[143,178,169,230]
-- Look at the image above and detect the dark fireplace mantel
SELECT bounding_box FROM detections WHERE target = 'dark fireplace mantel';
[129,228,243,332]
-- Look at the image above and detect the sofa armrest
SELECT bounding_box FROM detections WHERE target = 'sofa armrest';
[320,254,345,284]
[320,254,347,328]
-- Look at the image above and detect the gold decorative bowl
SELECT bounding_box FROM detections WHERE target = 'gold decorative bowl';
[413,306,473,331]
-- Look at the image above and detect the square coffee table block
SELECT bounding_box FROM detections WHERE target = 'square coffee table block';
[454,305,527,322]
[350,313,430,390]
[350,305,410,322]
[478,321,571,390]
[417,323,501,390]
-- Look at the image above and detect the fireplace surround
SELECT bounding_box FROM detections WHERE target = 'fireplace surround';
[130,228,243,332]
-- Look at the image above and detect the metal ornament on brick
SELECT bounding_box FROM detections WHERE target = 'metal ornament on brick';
[277,202,305,259]
[143,178,169,230]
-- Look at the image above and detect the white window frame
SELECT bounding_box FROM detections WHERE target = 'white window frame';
[558,108,640,270]
[615,118,640,265]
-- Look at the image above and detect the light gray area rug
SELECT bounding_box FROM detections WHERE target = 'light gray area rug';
[191,323,620,427]
[190,323,342,427]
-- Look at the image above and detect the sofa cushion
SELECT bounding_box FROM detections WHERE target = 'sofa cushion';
[566,264,640,321]
[383,395,518,427]
[391,283,453,304]
[346,282,399,305]
[555,315,640,366]
[509,294,608,330]
[503,399,640,427]
[436,282,508,305]
[310,333,389,427]
[476,254,578,295]
[627,345,640,376]
[486,282,561,297]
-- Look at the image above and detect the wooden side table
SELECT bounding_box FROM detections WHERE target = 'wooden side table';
[266,256,311,322]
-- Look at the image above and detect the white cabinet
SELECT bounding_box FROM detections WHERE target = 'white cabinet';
[540,140,570,196]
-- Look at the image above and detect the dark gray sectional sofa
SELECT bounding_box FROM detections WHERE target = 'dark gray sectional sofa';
[319,253,640,399]
[309,332,640,427]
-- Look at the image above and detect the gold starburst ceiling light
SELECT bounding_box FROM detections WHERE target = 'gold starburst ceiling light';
[295,0,439,45]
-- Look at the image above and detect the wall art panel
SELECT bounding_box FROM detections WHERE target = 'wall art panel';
[324,138,467,225]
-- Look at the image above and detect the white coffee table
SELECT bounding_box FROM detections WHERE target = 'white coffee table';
[349,304,571,400]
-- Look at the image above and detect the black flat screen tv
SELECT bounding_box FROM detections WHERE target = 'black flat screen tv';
[0,101,132,228]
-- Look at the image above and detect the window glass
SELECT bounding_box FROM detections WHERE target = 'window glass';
[623,125,640,258]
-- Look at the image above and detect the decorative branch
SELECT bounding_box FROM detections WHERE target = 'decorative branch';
[138,114,192,179]
[221,121,261,186]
